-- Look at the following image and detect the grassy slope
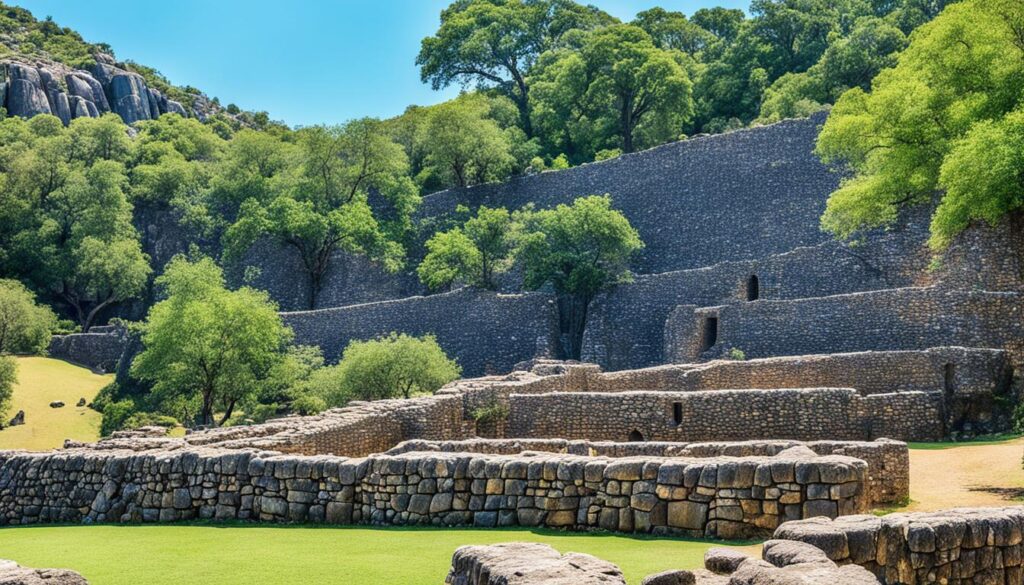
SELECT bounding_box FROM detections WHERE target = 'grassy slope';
[0,525,756,585]
[0,357,111,451]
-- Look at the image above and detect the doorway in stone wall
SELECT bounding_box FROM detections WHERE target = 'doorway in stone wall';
[701,317,718,352]
[746,275,759,301]
[628,430,645,442]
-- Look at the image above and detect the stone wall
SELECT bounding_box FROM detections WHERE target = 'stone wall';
[508,388,944,442]
[282,288,561,377]
[665,287,1024,366]
[581,348,1014,435]
[0,446,868,539]
[774,507,1024,584]
[47,326,126,372]
[387,437,909,506]
[420,113,839,276]
[581,209,932,371]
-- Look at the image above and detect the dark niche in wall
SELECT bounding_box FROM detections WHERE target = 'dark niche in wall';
[702,317,719,352]
[747,275,760,301]
[628,430,645,442]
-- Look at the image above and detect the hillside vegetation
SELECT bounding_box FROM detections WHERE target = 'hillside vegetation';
[0,357,110,451]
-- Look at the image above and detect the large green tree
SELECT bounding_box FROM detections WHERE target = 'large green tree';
[417,0,615,137]
[418,206,517,290]
[224,119,416,308]
[532,24,693,158]
[0,279,56,355]
[816,0,1024,249]
[131,255,292,427]
[517,195,643,359]
[421,97,516,188]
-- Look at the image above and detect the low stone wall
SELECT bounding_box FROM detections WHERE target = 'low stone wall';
[47,327,127,372]
[665,286,1024,366]
[0,446,868,539]
[388,438,908,506]
[282,288,560,377]
[507,388,944,443]
[774,507,1024,584]
[446,543,625,585]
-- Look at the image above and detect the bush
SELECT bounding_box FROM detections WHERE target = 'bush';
[290,394,327,416]
[332,333,461,401]
[0,356,16,422]
[727,347,746,361]
[99,399,137,436]
[0,279,58,355]
[594,148,621,161]
[550,154,570,170]
[470,401,509,424]
[123,412,179,430]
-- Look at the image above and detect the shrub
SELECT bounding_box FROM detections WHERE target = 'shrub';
[0,356,16,422]
[0,279,58,355]
[471,401,509,424]
[99,399,136,436]
[594,148,621,161]
[332,333,461,401]
[727,347,746,361]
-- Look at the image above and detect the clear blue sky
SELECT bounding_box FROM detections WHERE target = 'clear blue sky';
[14,0,747,127]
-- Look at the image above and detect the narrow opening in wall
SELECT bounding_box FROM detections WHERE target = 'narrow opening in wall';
[701,317,718,352]
[628,430,645,442]
[672,402,683,425]
[746,275,759,301]
[944,363,955,394]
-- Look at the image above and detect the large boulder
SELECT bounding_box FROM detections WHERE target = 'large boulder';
[0,559,88,584]
[445,542,626,585]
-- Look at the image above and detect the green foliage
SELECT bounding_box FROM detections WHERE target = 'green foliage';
[418,206,517,290]
[517,195,642,358]
[816,0,1024,248]
[417,0,615,137]
[0,356,15,421]
[223,119,415,309]
[0,279,57,355]
[130,254,292,427]
[420,96,516,188]
[470,400,509,423]
[99,398,135,436]
[727,347,746,361]
[326,333,461,403]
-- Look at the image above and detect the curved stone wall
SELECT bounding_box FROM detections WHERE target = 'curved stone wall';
[0,446,867,539]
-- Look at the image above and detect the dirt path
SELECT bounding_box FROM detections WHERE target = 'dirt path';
[901,437,1024,512]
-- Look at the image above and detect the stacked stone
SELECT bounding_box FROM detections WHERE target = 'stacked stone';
[445,543,625,585]
[0,559,88,585]
[774,507,1024,584]
[0,446,866,538]
[507,388,945,443]
[386,438,909,506]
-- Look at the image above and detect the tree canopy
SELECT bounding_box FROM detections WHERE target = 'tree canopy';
[816,0,1024,248]
[418,206,518,290]
[131,255,292,426]
[0,279,56,355]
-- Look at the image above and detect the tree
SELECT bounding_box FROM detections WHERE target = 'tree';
[131,255,292,427]
[0,279,56,355]
[692,7,745,43]
[421,97,516,188]
[532,25,693,155]
[317,333,461,404]
[417,0,615,137]
[517,195,643,359]
[8,155,151,331]
[816,0,1024,249]
[0,356,14,424]
[223,119,416,309]
[419,206,517,290]
[633,8,716,56]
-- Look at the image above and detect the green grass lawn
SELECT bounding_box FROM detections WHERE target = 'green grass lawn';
[0,524,757,585]
[0,357,112,451]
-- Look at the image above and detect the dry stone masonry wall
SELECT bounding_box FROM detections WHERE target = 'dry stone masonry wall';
[0,445,868,539]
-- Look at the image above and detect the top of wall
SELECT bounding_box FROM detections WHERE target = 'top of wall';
[420,112,838,274]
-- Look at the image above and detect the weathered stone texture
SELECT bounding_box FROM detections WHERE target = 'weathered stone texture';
[445,543,625,585]
[47,325,126,372]
[0,559,88,585]
[508,388,944,442]
[775,507,1024,584]
[0,447,867,539]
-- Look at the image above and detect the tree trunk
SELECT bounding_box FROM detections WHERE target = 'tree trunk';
[557,293,592,361]
[218,400,236,426]
[621,98,635,154]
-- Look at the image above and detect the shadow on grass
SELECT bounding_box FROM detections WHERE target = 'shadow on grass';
[0,520,761,546]
[908,433,1022,450]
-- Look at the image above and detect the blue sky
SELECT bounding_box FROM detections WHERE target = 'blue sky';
[15,0,748,127]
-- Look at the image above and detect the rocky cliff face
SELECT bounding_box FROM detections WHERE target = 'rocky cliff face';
[0,54,195,125]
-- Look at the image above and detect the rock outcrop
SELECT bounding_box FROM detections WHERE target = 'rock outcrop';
[0,559,88,585]
[445,543,626,585]
[0,55,192,126]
